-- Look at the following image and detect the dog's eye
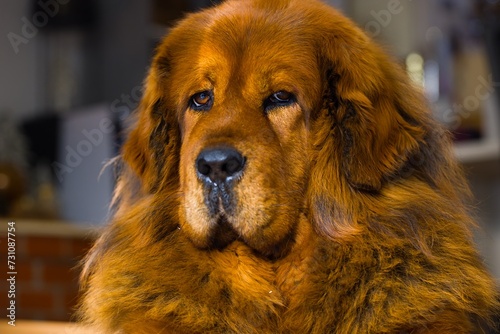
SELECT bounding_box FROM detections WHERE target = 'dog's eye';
[190,90,213,111]
[263,91,296,113]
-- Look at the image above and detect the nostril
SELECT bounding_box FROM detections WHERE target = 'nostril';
[197,159,212,177]
[196,147,245,184]
[224,158,242,176]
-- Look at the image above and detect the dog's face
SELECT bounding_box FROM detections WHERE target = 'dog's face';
[176,16,323,256]
[122,0,431,258]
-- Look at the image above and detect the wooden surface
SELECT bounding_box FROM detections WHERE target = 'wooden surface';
[0,321,95,333]
[2,219,98,238]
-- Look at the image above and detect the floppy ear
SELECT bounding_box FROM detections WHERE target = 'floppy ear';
[121,56,180,194]
[319,23,429,193]
[309,17,428,239]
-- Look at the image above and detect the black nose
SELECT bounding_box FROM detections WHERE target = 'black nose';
[196,147,245,184]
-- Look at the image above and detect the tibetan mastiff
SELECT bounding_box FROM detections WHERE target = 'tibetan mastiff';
[80,0,499,333]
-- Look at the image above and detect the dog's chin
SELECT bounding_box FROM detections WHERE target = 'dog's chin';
[183,184,297,258]
[182,191,240,251]
[184,210,297,260]
[206,214,239,250]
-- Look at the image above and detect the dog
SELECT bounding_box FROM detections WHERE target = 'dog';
[79,0,499,332]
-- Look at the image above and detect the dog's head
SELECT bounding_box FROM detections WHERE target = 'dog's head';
[121,0,455,258]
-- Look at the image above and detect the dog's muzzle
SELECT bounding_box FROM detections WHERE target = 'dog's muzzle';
[196,146,246,216]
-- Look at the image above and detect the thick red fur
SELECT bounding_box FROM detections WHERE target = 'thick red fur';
[79,0,499,333]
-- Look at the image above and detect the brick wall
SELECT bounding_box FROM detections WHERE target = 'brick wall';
[0,232,94,321]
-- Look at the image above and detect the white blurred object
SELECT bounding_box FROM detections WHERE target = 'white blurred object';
[454,93,500,162]
[56,104,115,225]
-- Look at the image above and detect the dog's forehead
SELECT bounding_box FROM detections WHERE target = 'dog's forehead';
[191,5,320,97]
[152,0,342,108]
[205,5,311,58]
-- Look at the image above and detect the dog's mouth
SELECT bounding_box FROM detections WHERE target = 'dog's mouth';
[209,215,239,250]
[204,182,236,218]
[204,183,239,249]
[187,174,296,259]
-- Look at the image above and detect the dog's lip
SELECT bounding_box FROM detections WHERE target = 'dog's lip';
[204,181,236,217]
[208,214,239,249]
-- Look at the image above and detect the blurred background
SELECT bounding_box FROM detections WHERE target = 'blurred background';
[0,0,499,324]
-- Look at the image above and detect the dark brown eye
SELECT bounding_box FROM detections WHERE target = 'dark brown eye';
[263,90,296,113]
[272,91,292,102]
[190,90,213,111]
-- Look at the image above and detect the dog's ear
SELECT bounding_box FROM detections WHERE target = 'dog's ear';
[122,55,180,193]
[320,65,426,193]
[309,14,428,239]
